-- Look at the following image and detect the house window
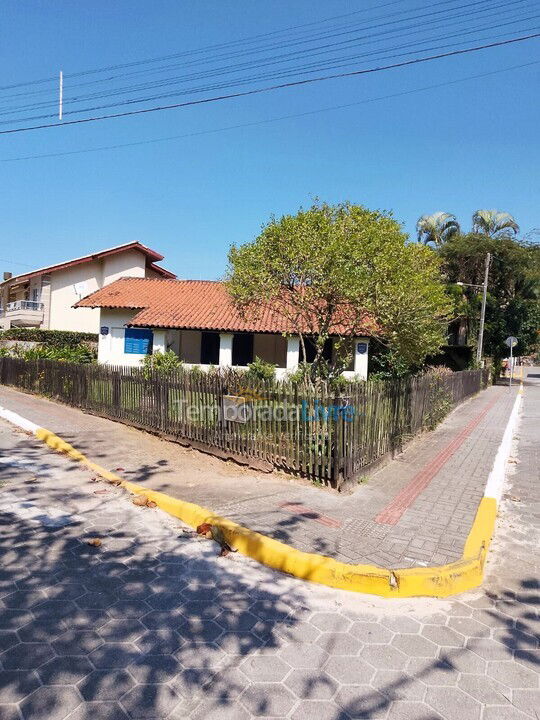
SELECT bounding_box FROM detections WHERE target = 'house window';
[31,288,40,303]
[299,337,333,364]
[124,328,153,355]
[200,331,219,365]
[232,333,254,366]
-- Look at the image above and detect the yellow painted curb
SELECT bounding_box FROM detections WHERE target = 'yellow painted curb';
[30,425,499,599]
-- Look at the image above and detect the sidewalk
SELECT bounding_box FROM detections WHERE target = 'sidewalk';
[0,377,523,570]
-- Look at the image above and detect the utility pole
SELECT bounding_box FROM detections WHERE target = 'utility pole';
[59,71,63,120]
[476,252,490,366]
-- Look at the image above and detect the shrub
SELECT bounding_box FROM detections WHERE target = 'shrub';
[246,356,276,382]
[13,344,96,363]
[0,328,98,347]
[141,350,183,378]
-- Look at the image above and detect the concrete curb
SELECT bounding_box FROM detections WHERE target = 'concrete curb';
[0,386,523,598]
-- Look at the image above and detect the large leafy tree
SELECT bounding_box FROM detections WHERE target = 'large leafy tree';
[472,210,519,237]
[227,202,451,381]
[416,212,460,246]
[438,232,539,369]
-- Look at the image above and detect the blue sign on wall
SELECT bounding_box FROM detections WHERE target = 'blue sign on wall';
[100,326,109,336]
[124,328,153,355]
[356,342,368,354]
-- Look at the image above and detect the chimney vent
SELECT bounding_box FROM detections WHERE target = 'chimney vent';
[3,272,12,281]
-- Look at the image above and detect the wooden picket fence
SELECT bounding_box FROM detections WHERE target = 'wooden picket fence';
[0,357,490,489]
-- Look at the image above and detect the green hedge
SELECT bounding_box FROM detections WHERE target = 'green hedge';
[0,328,98,347]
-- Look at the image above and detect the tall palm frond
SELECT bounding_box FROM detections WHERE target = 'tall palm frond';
[472,210,519,237]
[416,212,460,246]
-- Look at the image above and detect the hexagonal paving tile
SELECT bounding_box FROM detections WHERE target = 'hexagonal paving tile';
[189,697,251,720]
[457,674,511,704]
[438,648,486,674]
[0,609,33,630]
[76,592,117,610]
[141,609,184,630]
[88,642,141,669]
[465,638,509,661]
[421,625,465,648]
[107,600,151,619]
[0,631,19,653]
[316,631,361,656]
[335,685,388,718]
[511,689,540,715]
[240,655,290,682]
[20,686,82,720]
[284,669,338,700]
[1,641,55,669]
[240,682,297,717]
[215,630,262,655]
[2,590,46,608]
[43,583,86,601]
[120,684,181,719]
[79,669,136,701]
[392,634,438,658]
[487,660,539,688]
[177,618,223,643]
[0,703,20,720]
[371,670,426,701]
[38,654,93,685]
[175,642,226,671]
[447,617,491,638]
[325,656,375,684]
[492,628,539,649]
[215,610,258,633]
[425,686,482,720]
[135,628,184,655]
[52,629,103,655]
[128,654,182,683]
[380,616,422,635]
[0,670,40,703]
[98,619,146,643]
[61,701,131,720]
[386,700,444,719]
[361,645,408,671]
[276,622,320,644]
[310,612,351,633]
[351,622,394,644]
[406,658,457,686]
[279,641,329,669]
[290,700,343,720]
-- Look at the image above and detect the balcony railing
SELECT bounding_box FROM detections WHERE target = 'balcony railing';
[0,300,44,316]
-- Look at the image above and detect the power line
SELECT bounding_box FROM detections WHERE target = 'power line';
[2,59,536,163]
[0,0,530,119]
[1,33,538,136]
[0,0,409,92]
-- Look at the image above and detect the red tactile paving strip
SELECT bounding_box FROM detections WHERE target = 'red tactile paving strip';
[374,397,499,526]
[278,502,342,528]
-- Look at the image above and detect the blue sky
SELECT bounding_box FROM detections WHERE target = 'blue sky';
[1,0,539,279]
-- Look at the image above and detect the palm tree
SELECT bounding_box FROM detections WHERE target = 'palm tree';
[416,212,460,246]
[472,210,519,237]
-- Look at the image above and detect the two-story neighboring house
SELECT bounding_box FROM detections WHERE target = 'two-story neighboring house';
[0,242,176,333]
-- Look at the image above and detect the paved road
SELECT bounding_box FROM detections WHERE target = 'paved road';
[0,382,520,569]
[0,373,538,720]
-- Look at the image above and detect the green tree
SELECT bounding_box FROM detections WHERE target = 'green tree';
[438,232,540,370]
[416,212,460,246]
[472,210,519,237]
[227,202,451,381]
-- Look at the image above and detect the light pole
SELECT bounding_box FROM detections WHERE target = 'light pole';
[456,252,491,367]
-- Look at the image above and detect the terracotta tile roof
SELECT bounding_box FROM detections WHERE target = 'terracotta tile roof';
[75,277,376,335]
[2,242,176,284]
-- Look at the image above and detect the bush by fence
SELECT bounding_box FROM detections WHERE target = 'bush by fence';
[0,357,490,489]
[0,328,98,347]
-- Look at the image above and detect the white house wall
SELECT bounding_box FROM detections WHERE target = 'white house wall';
[48,249,154,334]
[49,262,102,333]
[98,308,146,367]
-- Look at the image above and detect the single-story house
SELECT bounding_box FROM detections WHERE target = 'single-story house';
[0,242,176,333]
[75,277,374,379]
